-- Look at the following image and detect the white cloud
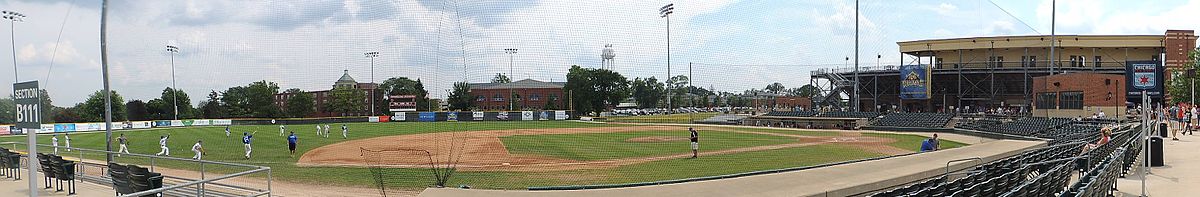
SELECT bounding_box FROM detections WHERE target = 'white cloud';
[935,3,958,16]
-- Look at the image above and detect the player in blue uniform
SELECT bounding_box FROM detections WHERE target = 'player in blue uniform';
[287,132,299,158]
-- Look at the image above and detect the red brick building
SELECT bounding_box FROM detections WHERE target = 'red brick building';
[470,79,566,111]
[1032,73,1126,118]
[275,70,379,117]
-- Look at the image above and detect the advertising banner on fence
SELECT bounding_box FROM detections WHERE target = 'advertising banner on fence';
[192,119,211,126]
[473,112,484,121]
[171,120,184,127]
[39,124,55,133]
[0,126,9,135]
[497,112,510,121]
[447,113,458,121]
[899,64,932,100]
[369,116,381,122]
[131,121,153,129]
[392,112,406,121]
[555,111,568,120]
[211,119,233,126]
[418,112,436,122]
[539,111,550,120]
[378,116,390,123]
[54,124,76,132]
[521,111,534,121]
[1127,60,1165,100]
[182,120,195,126]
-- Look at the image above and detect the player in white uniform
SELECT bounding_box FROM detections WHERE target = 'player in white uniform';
[64,132,72,152]
[324,125,331,138]
[117,134,130,157]
[225,125,231,137]
[341,124,348,139]
[279,125,286,136]
[51,134,59,154]
[155,135,170,156]
[191,140,205,160]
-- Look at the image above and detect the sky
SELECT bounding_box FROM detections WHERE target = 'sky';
[0,0,1198,107]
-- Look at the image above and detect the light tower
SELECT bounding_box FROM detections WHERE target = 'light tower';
[601,44,616,70]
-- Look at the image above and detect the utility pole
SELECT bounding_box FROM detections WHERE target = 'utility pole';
[853,0,860,112]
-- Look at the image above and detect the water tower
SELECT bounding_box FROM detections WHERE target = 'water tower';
[601,44,616,70]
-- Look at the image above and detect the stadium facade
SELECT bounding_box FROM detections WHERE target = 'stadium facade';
[469,79,566,111]
[273,70,381,117]
[812,30,1197,117]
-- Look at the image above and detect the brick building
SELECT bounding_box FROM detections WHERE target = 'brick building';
[470,79,566,111]
[274,70,379,117]
[1032,73,1126,118]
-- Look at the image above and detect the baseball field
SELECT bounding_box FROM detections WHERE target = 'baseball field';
[0,121,965,191]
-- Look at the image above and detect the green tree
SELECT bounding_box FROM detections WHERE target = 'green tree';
[787,84,821,98]
[0,97,11,124]
[53,105,84,123]
[765,82,786,95]
[491,73,511,83]
[221,81,281,118]
[665,75,689,108]
[326,86,366,116]
[126,100,148,121]
[79,90,127,122]
[565,65,629,115]
[447,81,474,110]
[630,77,665,108]
[146,87,194,119]
[199,90,226,118]
[1169,49,1200,104]
[378,77,431,112]
[284,88,315,118]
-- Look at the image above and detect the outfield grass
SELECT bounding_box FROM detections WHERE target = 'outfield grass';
[0,122,971,190]
[500,129,795,161]
[604,112,719,124]
[863,132,968,152]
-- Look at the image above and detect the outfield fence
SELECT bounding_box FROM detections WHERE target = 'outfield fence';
[0,142,272,197]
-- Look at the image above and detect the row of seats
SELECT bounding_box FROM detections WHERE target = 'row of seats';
[871,113,955,128]
[37,153,77,195]
[0,147,22,180]
[762,111,819,117]
[817,111,885,119]
[954,118,1004,132]
[869,142,1085,197]
[997,117,1074,136]
[109,163,165,196]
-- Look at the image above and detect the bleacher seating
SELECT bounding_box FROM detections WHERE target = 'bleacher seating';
[0,147,20,179]
[126,164,165,197]
[762,111,818,117]
[35,153,78,194]
[816,111,885,119]
[954,117,1004,131]
[871,113,954,128]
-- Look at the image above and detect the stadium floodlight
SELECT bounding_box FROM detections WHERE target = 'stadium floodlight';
[365,51,379,115]
[660,3,673,110]
[505,48,518,111]
[4,10,25,83]
[166,45,180,120]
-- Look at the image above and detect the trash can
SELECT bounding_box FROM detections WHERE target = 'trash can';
[1148,136,1165,167]
[1159,123,1169,138]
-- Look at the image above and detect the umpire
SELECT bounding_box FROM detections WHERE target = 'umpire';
[689,128,699,158]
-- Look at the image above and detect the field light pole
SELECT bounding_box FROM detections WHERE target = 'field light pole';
[166,45,180,120]
[365,51,379,115]
[661,3,673,110]
[3,11,22,84]
[505,48,518,111]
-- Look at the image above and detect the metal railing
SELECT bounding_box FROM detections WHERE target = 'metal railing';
[0,141,271,197]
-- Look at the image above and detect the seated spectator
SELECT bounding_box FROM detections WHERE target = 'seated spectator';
[919,134,940,152]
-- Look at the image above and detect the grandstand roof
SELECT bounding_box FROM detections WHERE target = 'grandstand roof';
[898,35,1165,55]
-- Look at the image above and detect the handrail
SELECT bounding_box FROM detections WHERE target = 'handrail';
[0,141,272,196]
[945,157,983,175]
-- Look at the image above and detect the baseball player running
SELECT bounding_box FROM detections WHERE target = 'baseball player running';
[155,135,170,156]
[117,133,131,157]
[243,131,256,159]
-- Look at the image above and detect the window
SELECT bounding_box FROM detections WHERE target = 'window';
[514,94,522,101]
[1037,92,1057,109]
[550,94,559,101]
[1069,55,1078,67]
[935,58,944,69]
[530,94,540,101]
[476,95,485,101]
[493,94,504,102]
[1028,56,1036,67]
[1094,56,1102,67]
[988,56,1004,68]
[1059,91,1083,109]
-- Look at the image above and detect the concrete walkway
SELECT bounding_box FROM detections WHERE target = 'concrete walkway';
[0,171,115,197]
[1117,132,1200,197]
[418,140,1045,197]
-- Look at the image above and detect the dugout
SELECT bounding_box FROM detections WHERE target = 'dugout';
[741,116,868,130]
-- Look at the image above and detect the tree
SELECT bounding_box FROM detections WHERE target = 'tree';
[630,77,665,108]
[378,77,431,112]
[765,82,786,95]
[79,90,127,122]
[1169,49,1200,104]
[199,90,226,118]
[53,105,84,123]
[787,84,821,98]
[146,87,195,119]
[565,65,629,115]
[284,88,315,118]
[0,97,11,124]
[447,81,474,110]
[491,73,511,84]
[326,86,367,116]
[221,81,281,118]
[126,100,149,121]
[665,75,689,108]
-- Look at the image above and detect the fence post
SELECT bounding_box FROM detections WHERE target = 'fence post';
[267,167,273,196]
[199,160,205,196]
